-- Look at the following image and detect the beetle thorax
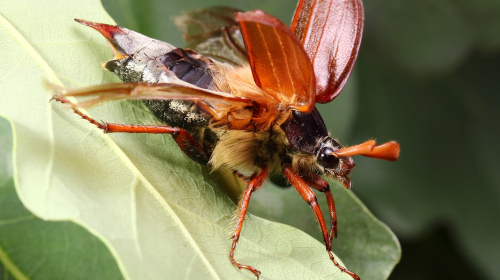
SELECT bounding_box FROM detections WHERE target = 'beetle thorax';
[281,109,356,177]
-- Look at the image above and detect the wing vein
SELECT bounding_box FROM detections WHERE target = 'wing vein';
[256,23,282,96]
[273,27,297,101]
[0,13,57,219]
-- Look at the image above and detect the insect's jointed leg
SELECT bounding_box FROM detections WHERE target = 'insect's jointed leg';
[223,26,247,58]
[232,169,254,183]
[283,164,360,280]
[52,97,209,165]
[283,164,329,245]
[230,166,268,279]
[301,172,338,243]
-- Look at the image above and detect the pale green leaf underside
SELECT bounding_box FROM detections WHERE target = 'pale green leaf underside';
[0,107,123,279]
[0,0,399,279]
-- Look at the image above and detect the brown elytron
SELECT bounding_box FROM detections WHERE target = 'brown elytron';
[291,0,364,103]
[48,1,400,279]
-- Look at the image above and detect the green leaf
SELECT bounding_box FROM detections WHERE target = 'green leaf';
[0,0,400,279]
[249,181,401,280]
[0,116,123,279]
[0,178,125,280]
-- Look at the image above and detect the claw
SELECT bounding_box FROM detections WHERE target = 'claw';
[232,261,261,279]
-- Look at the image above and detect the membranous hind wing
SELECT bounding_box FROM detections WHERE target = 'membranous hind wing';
[235,10,316,113]
[174,7,247,65]
[291,0,364,103]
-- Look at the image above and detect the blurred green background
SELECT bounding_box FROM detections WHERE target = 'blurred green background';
[101,0,500,279]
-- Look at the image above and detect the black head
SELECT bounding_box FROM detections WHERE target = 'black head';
[315,137,356,180]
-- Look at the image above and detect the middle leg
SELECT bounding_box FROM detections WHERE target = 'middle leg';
[230,166,268,279]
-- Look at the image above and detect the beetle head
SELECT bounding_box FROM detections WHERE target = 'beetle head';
[315,137,356,188]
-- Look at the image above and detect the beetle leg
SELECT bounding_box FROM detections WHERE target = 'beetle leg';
[283,165,329,247]
[301,173,338,241]
[52,97,209,165]
[230,166,268,279]
[283,164,360,280]
[232,170,255,183]
[222,26,248,59]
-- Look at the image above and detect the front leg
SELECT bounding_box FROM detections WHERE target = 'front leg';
[301,172,338,243]
[282,163,360,280]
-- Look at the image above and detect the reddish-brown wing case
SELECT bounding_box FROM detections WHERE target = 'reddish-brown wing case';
[291,0,364,103]
[236,10,316,112]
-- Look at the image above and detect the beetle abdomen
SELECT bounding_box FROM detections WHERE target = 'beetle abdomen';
[159,48,214,89]
[143,48,221,158]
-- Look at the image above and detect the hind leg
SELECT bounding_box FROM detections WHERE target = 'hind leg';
[52,97,209,165]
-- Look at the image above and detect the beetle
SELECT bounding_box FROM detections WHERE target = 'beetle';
[48,0,400,279]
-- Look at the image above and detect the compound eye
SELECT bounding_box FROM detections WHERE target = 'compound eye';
[318,146,340,169]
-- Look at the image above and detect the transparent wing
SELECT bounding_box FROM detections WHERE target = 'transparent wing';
[174,7,247,65]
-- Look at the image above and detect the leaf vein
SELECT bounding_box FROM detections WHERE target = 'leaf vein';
[0,245,29,280]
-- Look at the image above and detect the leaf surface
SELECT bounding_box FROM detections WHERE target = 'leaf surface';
[0,117,124,280]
